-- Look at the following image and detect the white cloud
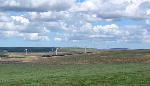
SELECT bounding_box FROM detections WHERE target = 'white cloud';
[146,20,150,25]
[0,31,19,38]
[147,9,150,15]
[54,37,62,41]
[21,33,50,41]
[72,40,80,43]
[0,0,150,44]
[93,24,120,35]
[0,14,50,41]
[0,0,75,12]
[11,16,29,24]
[70,0,150,20]
[54,23,150,44]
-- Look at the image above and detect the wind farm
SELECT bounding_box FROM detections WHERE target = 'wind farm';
[0,47,150,86]
[0,0,150,86]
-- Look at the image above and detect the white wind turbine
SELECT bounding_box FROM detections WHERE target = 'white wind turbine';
[55,48,59,55]
[84,47,87,53]
[25,49,28,55]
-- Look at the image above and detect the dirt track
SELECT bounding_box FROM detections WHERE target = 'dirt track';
[0,61,29,64]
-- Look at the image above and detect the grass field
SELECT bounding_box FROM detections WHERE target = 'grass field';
[0,63,150,86]
[0,50,150,86]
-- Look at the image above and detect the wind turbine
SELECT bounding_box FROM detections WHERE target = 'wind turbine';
[55,48,59,55]
[84,47,87,53]
[25,49,28,55]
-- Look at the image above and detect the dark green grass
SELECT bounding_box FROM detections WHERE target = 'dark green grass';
[0,63,150,86]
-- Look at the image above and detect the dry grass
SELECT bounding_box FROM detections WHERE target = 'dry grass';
[1,50,150,65]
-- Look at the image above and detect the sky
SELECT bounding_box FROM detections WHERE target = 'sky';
[0,0,150,49]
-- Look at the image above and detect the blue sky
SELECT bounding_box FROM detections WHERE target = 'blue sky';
[0,0,150,49]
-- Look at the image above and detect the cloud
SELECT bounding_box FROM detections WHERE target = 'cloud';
[70,0,150,20]
[0,30,50,41]
[54,37,62,41]
[21,33,50,41]
[25,11,67,22]
[0,13,50,41]
[0,31,19,38]
[0,0,150,44]
[54,23,150,44]
[72,40,80,43]
[11,16,29,24]
[146,20,150,25]
[0,0,75,12]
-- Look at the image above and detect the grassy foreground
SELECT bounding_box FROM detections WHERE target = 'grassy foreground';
[1,50,150,86]
[0,63,150,86]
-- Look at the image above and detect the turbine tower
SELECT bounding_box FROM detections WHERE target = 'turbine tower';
[25,49,28,55]
[52,48,53,52]
[84,47,87,53]
[55,48,59,55]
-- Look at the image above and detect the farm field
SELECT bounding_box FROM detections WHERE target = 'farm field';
[0,63,150,86]
[0,50,150,86]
